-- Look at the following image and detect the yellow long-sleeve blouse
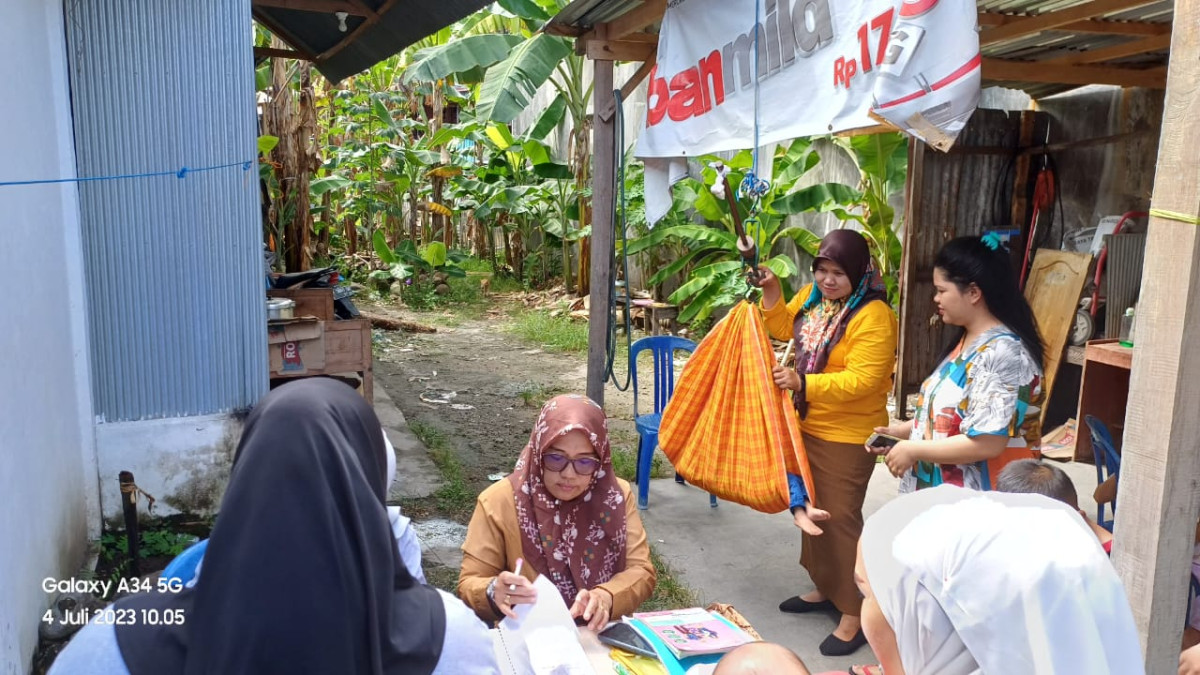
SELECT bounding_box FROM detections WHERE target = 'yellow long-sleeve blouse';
[762,283,898,444]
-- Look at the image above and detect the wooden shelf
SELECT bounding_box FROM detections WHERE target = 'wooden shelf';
[1084,339,1133,370]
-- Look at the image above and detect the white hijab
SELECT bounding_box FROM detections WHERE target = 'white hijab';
[862,485,1144,675]
[383,431,407,534]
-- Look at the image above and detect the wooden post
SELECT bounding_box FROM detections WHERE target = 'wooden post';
[118,471,141,578]
[1010,110,1037,273]
[586,56,616,405]
[1112,3,1200,671]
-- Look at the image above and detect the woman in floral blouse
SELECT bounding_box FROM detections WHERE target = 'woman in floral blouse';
[871,235,1044,492]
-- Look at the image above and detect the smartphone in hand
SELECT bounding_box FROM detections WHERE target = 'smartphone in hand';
[866,432,903,450]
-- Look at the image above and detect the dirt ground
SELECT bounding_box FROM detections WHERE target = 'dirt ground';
[365,296,648,508]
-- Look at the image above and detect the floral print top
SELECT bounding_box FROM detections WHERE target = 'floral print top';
[900,326,1043,493]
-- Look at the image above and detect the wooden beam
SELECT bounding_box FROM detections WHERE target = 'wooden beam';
[252,0,369,15]
[344,0,378,19]
[1045,33,1172,65]
[978,12,1172,37]
[600,52,657,122]
[1010,111,1038,237]
[605,0,666,40]
[981,57,1167,88]
[254,46,311,60]
[894,138,927,417]
[836,122,901,138]
[586,58,617,405]
[1017,129,1156,155]
[317,0,399,62]
[585,33,657,62]
[1113,2,1200,671]
[980,0,1161,45]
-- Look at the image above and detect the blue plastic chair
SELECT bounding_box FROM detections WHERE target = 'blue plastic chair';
[1084,415,1121,532]
[160,539,208,585]
[630,336,716,510]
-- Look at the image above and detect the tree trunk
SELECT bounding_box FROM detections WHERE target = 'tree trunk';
[562,237,572,291]
[487,222,499,274]
[572,118,593,296]
[387,213,400,248]
[510,228,524,282]
[345,215,357,256]
[408,188,419,245]
[500,217,513,274]
[264,42,318,273]
[315,190,331,261]
[429,85,453,248]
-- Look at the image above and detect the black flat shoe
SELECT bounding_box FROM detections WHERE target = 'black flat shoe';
[778,596,835,614]
[819,629,868,657]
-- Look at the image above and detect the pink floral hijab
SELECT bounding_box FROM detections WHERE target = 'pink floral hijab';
[509,395,628,606]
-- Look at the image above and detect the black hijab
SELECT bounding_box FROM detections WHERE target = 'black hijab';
[791,229,888,417]
[114,378,446,675]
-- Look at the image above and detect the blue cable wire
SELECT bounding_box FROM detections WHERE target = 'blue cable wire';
[0,160,255,188]
[753,0,761,177]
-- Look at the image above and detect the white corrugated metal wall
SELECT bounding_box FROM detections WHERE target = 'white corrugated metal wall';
[65,0,267,421]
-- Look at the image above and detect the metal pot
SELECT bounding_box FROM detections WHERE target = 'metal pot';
[266,297,295,321]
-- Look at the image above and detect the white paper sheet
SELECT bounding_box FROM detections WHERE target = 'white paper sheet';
[491,575,598,675]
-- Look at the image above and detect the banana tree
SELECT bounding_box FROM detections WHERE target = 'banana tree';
[831,133,909,305]
[406,0,593,294]
[625,139,862,323]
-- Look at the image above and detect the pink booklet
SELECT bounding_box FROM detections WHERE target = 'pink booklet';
[631,608,754,657]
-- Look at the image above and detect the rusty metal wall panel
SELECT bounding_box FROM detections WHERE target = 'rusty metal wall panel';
[895,109,1050,414]
[65,0,267,421]
[1104,232,1147,338]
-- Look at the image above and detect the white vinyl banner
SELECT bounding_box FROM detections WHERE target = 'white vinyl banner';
[634,0,981,162]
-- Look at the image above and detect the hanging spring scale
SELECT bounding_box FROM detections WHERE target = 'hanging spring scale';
[710,162,771,296]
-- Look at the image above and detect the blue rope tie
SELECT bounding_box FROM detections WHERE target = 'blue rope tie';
[0,159,255,188]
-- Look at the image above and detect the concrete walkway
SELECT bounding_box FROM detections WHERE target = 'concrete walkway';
[639,460,1103,673]
[375,386,441,502]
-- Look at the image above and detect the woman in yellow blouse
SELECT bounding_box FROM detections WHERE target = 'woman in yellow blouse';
[752,229,897,657]
[457,395,656,629]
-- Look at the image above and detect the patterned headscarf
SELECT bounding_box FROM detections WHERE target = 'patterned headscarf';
[792,229,887,417]
[509,395,628,607]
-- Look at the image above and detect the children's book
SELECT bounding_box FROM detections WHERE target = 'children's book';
[630,608,755,659]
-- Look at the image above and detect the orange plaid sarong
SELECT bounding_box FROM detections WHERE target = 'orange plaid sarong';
[659,301,816,513]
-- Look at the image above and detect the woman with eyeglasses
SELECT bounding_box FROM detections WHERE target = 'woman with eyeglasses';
[457,395,656,630]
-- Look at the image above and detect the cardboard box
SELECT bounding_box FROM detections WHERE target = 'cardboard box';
[267,318,325,374]
[1040,418,1078,461]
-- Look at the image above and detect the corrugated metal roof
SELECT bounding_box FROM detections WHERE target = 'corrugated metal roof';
[255,0,494,82]
[546,0,653,35]
[547,0,1175,100]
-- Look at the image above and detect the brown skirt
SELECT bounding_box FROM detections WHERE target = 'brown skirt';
[798,432,877,616]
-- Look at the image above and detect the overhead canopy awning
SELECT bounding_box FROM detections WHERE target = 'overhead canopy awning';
[252,0,494,83]
[545,0,1175,98]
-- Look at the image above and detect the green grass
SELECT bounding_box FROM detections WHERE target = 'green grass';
[506,308,589,353]
[515,381,563,408]
[409,420,476,518]
[423,562,460,594]
[444,276,484,304]
[489,275,525,293]
[458,257,494,274]
[638,547,700,612]
[610,446,670,483]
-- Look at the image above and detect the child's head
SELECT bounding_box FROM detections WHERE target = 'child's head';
[996,459,1079,509]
